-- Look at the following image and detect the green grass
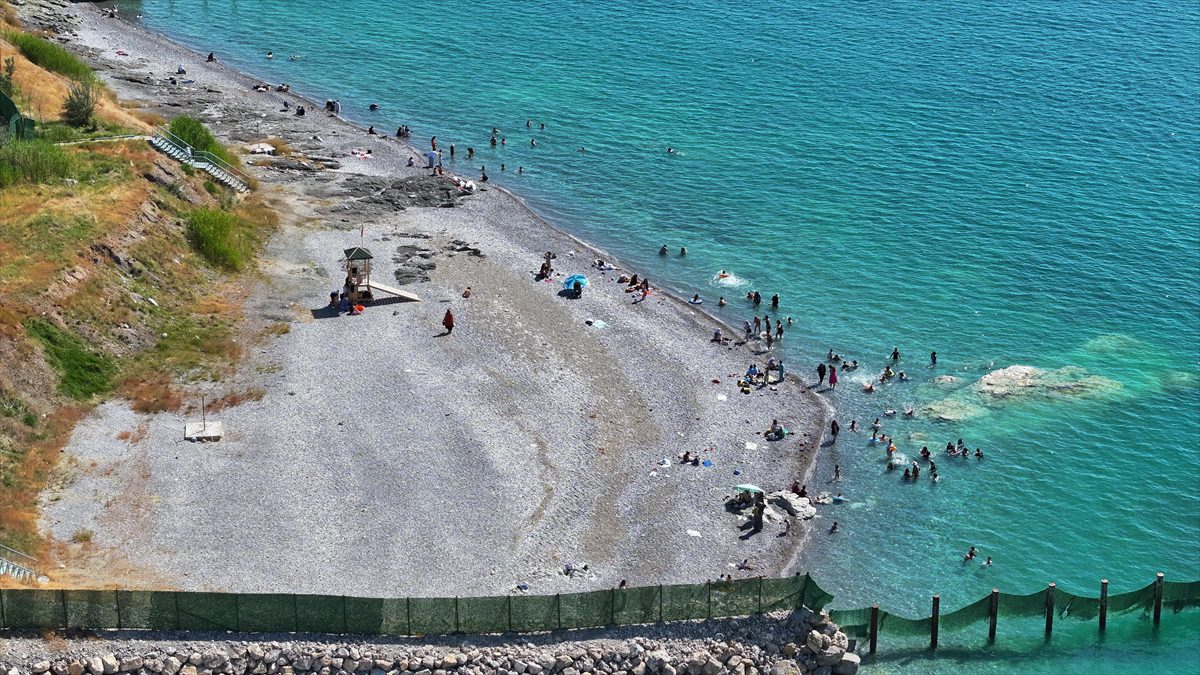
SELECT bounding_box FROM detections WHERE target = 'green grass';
[24,319,115,400]
[186,207,252,271]
[0,139,73,187]
[1,30,93,81]
[168,116,237,166]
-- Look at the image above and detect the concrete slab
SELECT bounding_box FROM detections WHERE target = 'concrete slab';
[184,420,223,442]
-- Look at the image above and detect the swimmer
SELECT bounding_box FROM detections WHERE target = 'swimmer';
[904,408,915,417]
[680,247,687,256]
[667,147,676,154]
[787,317,793,326]
[886,461,895,472]
[903,468,911,480]
[863,382,875,393]
[718,297,726,307]
[849,420,857,432]
[975,448,984,458]
[828,349,835,361]
[931,471,940,482]
[899,372,908,381]
[502,137,507,145]
[266,51,274,59]
[871,418,882,429]
[985,556,993,566]
[931,351,938,366]
[884,409,897,417]
[829,522,839,534]
[369,103,379,111]
[659,244,669,256]
[518,166,524,174]
[531,138,537,147]
[891,347,901,361]
[717,270,730,279]
[689,294,703,305]
[920,446,931,458]
[833,492,845,502]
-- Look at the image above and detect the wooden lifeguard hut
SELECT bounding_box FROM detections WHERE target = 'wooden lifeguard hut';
[341,246,420,303]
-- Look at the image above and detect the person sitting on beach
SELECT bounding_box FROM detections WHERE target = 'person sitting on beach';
[295,106,306,116]
[766,419,784,440]
[207,52,216,62]
[277,84,290,92]
[177,64,187,75]
[680,451,695,464]
[628,273,640,287]
[368,126,377,135]
[746,364,760,379]
[767,356,778,371]
[689,294,703,304]
[712,328,723,343]
[407,156,415,167]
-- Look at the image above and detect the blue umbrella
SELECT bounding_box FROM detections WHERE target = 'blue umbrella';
[562,274,589,289]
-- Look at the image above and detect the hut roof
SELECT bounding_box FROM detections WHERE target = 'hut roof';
[343,247,374,261]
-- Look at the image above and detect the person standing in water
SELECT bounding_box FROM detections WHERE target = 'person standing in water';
[828,366,838,390]
[771,293,780,308]
[431,136,437,151]
[817,362,827,385]
[931,351,938,366]
[449,144,455,160]
[830,419,840,439]
[832,465,841,481]
[891,347,901,361]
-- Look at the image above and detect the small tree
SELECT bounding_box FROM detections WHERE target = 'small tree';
[61,78,98,128]
[0,56,15,97]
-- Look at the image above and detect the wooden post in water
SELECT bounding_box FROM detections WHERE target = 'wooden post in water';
[1153,573,1164,626]
[1099,579,1109,634]
[1045,583,1056,638]
[930,595,940,650]
[869,604,879,655]
[988,588,999,643]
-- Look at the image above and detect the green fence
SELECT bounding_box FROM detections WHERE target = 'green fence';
[1,573,1196,647]
[0,573,832,634]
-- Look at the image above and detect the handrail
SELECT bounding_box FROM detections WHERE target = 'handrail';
[153,125,250,184]
[0,542,36,563]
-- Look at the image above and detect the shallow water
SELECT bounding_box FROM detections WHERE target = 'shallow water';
[114,0,1199,669]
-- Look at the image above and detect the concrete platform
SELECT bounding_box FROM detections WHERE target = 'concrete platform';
[184,420,223,442]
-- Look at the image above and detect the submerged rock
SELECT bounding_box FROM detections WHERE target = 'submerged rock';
[974,365,1120,399]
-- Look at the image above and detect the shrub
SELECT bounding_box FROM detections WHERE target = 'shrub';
[71,528,94,543]
[0,140,73,187]
[203,179,218,195]
[0,55,15,97]
[21,413,36,427]
[186,208,251,271]
[25,319,115,400]
[168,116,236,166]
[1,30,93,81]
[61,78,99,127]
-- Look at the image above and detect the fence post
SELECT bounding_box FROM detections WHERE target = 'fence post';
[406,597,412,636]
[988,588,999,643]
[930,595,939,650]
[454,596,460,633]
[60,589,68,629]
[1099,579,1108,634]
[115,591,123,630]
[1153,573,1164,626]
[868,604,879,655]
[1045,583,1055,638]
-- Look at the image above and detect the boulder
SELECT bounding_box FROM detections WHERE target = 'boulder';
[119,659,144,673]
[32,663,51,674]
[814,649,844,669]
[767,663,799,675]
[831,655,858,675]
[101,656,120,675]
[766,492,817,519]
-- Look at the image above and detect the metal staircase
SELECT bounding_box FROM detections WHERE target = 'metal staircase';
[0,543,38,582]
[148,126,251,193]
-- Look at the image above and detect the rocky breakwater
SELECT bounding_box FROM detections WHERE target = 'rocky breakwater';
[1,610,858,675]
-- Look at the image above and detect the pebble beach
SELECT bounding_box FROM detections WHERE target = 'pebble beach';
[22,0,835,598]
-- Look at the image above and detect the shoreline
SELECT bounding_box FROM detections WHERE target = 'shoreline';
[22,0,836,596]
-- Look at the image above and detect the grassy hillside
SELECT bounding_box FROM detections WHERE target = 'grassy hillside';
[0,19,277,557]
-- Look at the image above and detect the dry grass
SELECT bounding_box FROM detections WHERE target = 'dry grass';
[190,387,265,414]
[122,377,184,414]
[115,421,149,444]
[0,2,18,29]
[262,137,294,156]
[0,36,148,130]
[130,109,168,126]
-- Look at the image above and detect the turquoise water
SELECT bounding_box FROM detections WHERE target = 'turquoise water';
[116,0,1198,670]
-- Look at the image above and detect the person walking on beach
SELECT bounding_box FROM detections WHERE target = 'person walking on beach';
[442,309,455,335]
[828,367,838,390]
[751,495,765,532]
[831,419,840,439]
[817,362,827,385]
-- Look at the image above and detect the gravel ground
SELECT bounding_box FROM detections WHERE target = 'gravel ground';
[26,0,836,598]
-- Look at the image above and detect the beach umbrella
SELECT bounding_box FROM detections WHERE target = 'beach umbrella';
[733,484,763,494]
[562,274,589,290]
